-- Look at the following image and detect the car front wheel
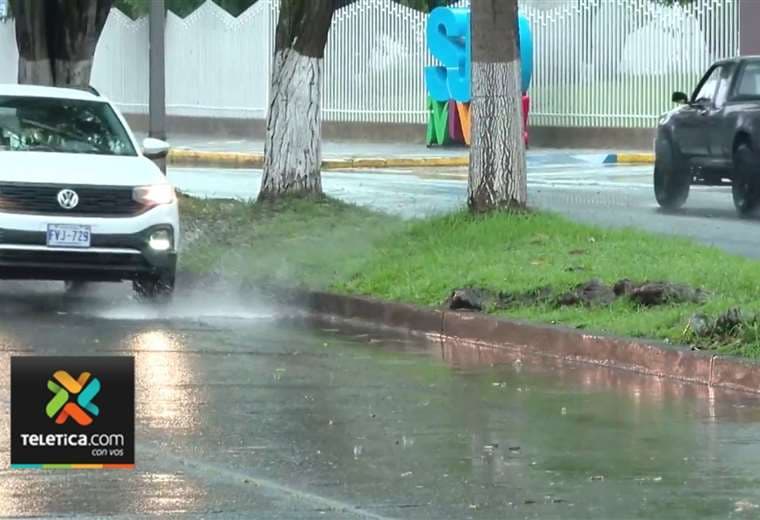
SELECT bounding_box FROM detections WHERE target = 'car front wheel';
[654,139,690,210]
[732,142,760,217]
[133,270,175,301]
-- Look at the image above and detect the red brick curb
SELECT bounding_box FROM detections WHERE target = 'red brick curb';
[295,290,760,395]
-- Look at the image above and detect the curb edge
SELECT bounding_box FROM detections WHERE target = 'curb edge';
[169,149,654,169]
[169,149,470,170]
[604,152,655,165]
[288,290,760,395]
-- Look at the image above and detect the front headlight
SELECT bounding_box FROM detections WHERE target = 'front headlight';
[133,185,176,206]
[148,228,173,251]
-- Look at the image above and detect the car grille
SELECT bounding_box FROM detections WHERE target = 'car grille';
[0,249,148,269]
[0,183,144,217]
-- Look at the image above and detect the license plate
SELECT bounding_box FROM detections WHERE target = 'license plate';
[46,224,91,248]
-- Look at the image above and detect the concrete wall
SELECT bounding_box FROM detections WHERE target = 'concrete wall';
[126,115,427,145]
[126,114,654,150]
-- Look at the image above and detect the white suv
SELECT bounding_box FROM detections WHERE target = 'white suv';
[0,84,179,298]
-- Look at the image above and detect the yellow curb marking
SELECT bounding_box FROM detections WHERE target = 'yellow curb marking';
[616,153,654,165]
[168,149,469,170]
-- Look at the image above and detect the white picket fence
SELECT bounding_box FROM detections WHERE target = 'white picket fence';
[0,0,740,128]
[523,0,739,127]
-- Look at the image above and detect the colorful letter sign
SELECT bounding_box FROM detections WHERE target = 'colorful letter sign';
[425,8,472,103]
[425,7,534,146]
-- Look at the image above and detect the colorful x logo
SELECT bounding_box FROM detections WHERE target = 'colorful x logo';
[46,370,100,426]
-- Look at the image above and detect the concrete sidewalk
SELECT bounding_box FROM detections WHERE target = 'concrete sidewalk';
[154,133,654,169]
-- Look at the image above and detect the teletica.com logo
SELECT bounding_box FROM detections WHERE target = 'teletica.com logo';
[11,356,134,469]
[46,370,101,426]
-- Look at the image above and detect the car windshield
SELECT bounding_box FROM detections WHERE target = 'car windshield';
[0,95,136,156]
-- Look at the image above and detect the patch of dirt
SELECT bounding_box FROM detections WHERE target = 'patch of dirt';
[445,286,554,312]
[500,286,554,307]
[446,288,498,312]
[686,307,746,339]
[556,279,616,307]
[447,279,707,311]
[627,282,707,306]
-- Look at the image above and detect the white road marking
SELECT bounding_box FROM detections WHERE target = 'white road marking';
[139,443,402,520]
[529,180,652,189]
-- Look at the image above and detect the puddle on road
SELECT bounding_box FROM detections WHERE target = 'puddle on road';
[309,316,760,417]
[3,286,760,518]
[83,294,277,322]
[0,280,277,323]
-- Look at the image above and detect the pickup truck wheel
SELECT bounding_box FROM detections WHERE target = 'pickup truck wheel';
[732,143,760,217]
[654,140,690,209]
[133,270,175,302]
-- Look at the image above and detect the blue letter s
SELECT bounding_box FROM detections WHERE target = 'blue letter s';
[425,8,471,103]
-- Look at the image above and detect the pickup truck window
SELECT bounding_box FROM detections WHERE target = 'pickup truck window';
[693,66,722,104]
[715,65,733,108]
[737,61,760,97]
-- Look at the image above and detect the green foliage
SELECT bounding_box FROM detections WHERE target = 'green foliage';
[334,210,760,356]
[112,0,146,18]
[179,195,403,290]
[14,0,703,20]
[394,0,453,11]
[181,194,760,358]
[113,0,455,18]
[114,0,256,18]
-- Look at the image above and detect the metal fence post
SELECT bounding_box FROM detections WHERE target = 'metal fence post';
[149,0,167,174]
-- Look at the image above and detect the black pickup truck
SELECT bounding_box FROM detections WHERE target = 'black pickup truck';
[655,56,760,216]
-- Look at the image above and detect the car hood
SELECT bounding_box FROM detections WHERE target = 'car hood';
[0,152,167,186]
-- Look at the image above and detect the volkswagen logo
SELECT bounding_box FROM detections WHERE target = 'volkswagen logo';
[57,189,79,210]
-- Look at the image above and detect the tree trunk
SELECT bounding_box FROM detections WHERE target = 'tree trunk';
[14,0,53,85]
[13,0,112,88]
[468,0,527,213]
[53,60,95,88]
[52,0,111,88]
[258,0,336,201]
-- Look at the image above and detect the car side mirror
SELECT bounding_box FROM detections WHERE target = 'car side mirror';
[142,137,170,159]
[672,91,689,104]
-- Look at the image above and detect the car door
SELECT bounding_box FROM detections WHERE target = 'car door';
[705,63,735,166]
[671,65,722,160]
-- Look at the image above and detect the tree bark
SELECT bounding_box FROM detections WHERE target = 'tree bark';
[14,0,53,85]
[258,0,337,201]
[52,0,111,88]
[13,0,112,88]
[468,0,527,213]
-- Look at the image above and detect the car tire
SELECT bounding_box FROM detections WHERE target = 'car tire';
[654,139,690,210]
[732,142,760,217]
[133,270,175,301]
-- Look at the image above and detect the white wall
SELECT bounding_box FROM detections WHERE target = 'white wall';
[91,9,149,113]
[0,18,17,84]
[0,0,741,128]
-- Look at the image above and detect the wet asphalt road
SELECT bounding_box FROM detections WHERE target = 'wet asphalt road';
[3,282,760,518]
[2,158,760,518]
[169,164,760,258]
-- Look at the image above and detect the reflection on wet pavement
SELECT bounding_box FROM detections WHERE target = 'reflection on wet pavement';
[1,282,760,518]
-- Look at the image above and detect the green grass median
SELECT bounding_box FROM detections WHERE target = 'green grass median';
[180,195,760,358]
[179,194,403,289]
